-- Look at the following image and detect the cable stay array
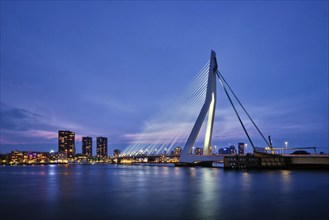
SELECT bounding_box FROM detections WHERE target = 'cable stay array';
[216,70,271,152]
[122,55,271,157]
[122,62,210,156]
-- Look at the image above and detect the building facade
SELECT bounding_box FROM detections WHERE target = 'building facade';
[194,147,203,155]
[229,145,236,154]
[58,130,75,160]
[96,137,108,159]
[82,137,93,158]
[173,146,182,156]
[238,142,245,155]
[113,149,121,157]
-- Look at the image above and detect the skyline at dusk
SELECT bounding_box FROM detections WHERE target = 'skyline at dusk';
[1,1,328,154]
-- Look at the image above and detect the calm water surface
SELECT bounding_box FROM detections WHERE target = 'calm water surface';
[1,164,328,220]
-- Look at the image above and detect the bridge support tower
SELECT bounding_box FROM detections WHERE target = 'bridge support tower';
[180,50,219,163]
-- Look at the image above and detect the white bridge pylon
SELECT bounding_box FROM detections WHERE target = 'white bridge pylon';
[180,50,220,163]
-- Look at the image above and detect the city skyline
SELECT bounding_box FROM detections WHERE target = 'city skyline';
[1,1,328,154]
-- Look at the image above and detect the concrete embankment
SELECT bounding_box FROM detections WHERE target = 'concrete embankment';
[224,154,329,170]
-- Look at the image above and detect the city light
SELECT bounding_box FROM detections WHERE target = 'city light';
[285,141,288,154]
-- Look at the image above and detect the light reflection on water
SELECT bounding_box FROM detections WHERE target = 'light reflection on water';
[0,165,328,220]
[196,169,221,219]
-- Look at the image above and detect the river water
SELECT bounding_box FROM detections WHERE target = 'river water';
[0,164,328,220]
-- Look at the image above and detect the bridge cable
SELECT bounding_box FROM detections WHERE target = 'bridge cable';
[216,72,256,151]
[123,62,209,156]
[216,70,271,148]
[146,67,208,154]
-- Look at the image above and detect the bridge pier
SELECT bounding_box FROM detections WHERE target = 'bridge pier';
[176,155,224,167]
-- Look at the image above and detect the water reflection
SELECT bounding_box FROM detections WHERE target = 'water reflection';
[46,165,59,202]
[241,171,251,190]
[281,170,292,192]
[196,169,221,219]
[0,165,328,220]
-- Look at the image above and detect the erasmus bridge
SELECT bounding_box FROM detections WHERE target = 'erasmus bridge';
[121,50,271,165]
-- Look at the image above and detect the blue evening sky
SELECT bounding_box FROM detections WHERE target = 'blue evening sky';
[0,1,328,154]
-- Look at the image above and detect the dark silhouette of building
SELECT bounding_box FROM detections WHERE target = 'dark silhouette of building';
[194,147,203,155]
[82,137,92,158]
[173,146,182,156]
[218,146,236,155]
[58,130,75,160]
[238,143,245,155]
[113,149,121,157]
[97,137,108,159]
[229,145,236,154]
[218,147,229,154]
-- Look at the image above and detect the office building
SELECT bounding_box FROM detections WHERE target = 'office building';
[82,137,93,158]
[58,130,75,159]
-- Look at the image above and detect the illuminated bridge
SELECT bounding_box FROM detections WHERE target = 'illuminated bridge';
[120,50,274,165]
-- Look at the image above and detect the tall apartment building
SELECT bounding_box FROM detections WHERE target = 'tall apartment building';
[58,130,75,159]
[96,137,108,159]
[82,137,93,158]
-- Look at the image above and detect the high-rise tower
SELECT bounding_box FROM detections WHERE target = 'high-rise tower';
[97,137,108,159]
[82,137,93,158]
[58,130,75,159]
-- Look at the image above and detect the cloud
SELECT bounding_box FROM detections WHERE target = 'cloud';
[123,122,194,143]
[209,96,327,149]
[0,103,111,145]
[121,92,328,153]
[0,103,43,131]
[0,104,69,144]
[0,137,18,145]
[83,94,135,113]
[1,129,57,142]
[24,130,58,139]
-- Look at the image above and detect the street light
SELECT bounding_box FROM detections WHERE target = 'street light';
[284,141,288,154]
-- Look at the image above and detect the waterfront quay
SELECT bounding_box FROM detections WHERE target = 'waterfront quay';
[224,154,329,170]
[0,150,110,165]
[3,149,329,170]
[0,150,181,166]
